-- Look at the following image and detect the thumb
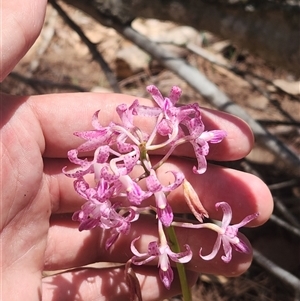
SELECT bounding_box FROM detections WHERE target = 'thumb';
[0,0,47,81]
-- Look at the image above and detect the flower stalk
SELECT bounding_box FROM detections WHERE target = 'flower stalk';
[164,225,192,301]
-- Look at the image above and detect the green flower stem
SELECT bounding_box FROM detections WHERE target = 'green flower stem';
[164,225,192,301]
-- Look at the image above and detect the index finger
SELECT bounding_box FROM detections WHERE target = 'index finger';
[29,92,254,161]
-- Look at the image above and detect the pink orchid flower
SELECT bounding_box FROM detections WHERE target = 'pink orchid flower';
[200,202,259,263]
[131,225,192,289]
[146,169,184,226]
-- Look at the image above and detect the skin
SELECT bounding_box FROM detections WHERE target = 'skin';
[0,1,273,300]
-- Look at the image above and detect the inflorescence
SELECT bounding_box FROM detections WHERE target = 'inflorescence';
[63,85,258,291]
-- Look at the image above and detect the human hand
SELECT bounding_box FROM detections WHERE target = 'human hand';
[1,92,273,301]
[0,1,273,301]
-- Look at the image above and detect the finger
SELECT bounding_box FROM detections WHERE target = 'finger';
[44,214,252,277]
[42,265,197,301]
[0,0,47,81]
[159,157,273,226]
[28,93,253,160]
[44,157,272,226]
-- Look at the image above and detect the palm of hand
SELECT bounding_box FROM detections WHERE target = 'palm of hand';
[1,97,50,298]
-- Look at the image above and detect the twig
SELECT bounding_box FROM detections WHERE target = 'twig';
[49,0,121,93]
[256,120,300,127]
[269,179,300,191]
[269,98,298,123]
[269,214,300,237]
[253,248,300,296]
[240,160,300,228]
[273,197,300,228]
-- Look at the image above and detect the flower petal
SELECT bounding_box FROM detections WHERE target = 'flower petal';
[159,265,174,290]
[233,238,251,254]
[148,241,161,256]
[221,237,233,263]
[157,202,174,227]
[234,212,260,228]
[199,235,222,261]
[192,146,208,174]
[207,130,227,143]
[105,231,119,250]
[169,86,182,105]
[146,171,162,192]
[216,202,232,228]
[88,110,102,129]
[147,85,165,108]
[130,237,148,257]
[167,244,193,263]
[163,171,185,191]
[73,178,89,199]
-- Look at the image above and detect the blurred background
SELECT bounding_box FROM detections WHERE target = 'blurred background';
[1,1,299,300]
